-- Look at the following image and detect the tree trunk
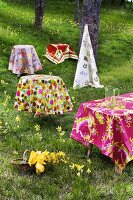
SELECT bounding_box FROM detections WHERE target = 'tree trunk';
[120,0,125,7]
[111,0,114,5]
[74,0,79,23]
[80,0,102,63]
[35,0,46,30]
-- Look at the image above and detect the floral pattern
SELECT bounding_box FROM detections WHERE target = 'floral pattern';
[71,93,133,171]
[14,75,73,115]
[9,45,42,76]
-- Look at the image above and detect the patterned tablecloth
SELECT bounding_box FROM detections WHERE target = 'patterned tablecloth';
[45,44,78,64]
[14,75,73,116]
[71,93,133,171]
[9,45,42,76]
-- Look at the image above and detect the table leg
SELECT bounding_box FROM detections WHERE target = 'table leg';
[115,165,122,175]
[85,144,93,158]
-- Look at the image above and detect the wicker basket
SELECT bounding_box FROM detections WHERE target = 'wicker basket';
[11,150,34,171]
[11,158,31,171]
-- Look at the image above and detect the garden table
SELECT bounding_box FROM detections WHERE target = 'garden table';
[71,93,133,174]
[9,45,42,76]
[14,74,73,116]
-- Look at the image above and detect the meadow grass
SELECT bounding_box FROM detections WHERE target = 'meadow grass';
[0,0,133,199]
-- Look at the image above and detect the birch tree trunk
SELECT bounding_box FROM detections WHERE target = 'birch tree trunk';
[35,0,46,30]
[80,0,102,63]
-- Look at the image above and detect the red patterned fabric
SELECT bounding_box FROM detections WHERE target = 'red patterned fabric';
[45,44,78,64]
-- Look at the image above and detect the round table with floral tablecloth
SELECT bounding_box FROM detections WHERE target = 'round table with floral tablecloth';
[14,74,73,116]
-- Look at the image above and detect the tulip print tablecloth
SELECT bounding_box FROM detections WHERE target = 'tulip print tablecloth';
[14,75,73,116]
[9,45,42,76]
[71,93,133,171]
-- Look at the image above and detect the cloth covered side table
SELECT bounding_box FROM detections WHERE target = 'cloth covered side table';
[9,45,42,76]
[71,93,133,173]
[14,74,73,116]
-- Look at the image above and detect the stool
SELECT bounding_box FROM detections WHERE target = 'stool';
[9,45,42,76]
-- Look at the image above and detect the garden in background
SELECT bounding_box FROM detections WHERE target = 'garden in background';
[0,0,133,199]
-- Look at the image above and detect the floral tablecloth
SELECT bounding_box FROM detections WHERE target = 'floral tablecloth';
[9,45,42,76]
[14,75,73,115]
[71,93,133,171]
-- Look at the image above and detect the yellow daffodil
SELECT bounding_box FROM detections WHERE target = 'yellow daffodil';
[60,131,65,136]
[34,124,40,132]
[86,168,91,174]
[77,172,81,177]
[57,151,65,158]
[35,162,45,174]
[28,151,37,166]
[49,152,57,163]
[75,164,84,172]
[1,80,5,84]
[56,126,62,133]
[16,115,20,122]
[36,153,46,165]
[69,163,75,169]
[87,159,91,164]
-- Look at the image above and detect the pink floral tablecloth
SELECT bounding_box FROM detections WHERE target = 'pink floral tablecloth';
[14,75,73,116]
[71,93,133,170]
[9,45,42,76]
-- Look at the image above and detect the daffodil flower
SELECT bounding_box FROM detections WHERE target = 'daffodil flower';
[35,162,45,174]
[16,115,20,122]
[86,168,91,174]
[56,126,62,133]
[28,151,37,166]
[34,124,40,132]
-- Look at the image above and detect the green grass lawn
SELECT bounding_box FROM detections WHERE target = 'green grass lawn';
[0,0,133,199]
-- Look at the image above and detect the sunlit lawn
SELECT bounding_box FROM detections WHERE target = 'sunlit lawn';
[0,0,133,199]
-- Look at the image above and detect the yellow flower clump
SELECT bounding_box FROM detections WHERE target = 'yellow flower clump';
[28,150,67,174]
